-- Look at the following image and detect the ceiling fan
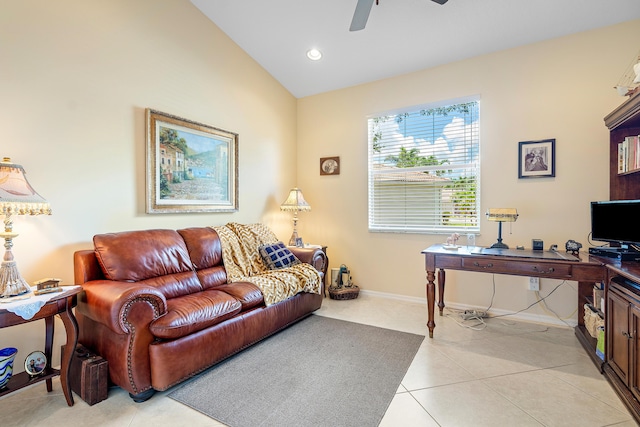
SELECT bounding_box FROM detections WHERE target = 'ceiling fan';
[350,0,448,32]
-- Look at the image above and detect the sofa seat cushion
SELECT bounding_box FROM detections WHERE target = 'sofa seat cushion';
[216,282,264,310]
[149,290,242,339]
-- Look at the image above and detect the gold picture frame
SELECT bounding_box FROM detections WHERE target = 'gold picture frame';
[146,109,238,213]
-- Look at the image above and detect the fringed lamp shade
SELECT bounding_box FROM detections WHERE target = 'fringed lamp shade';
[280,188,311,246]
[0,158,51,297]
[280,188,311,212]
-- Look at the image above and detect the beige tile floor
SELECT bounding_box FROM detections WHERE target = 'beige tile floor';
[0,293,636,426]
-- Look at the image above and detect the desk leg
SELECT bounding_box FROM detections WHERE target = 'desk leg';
[59,298,78,406]
[426,270,436,338]
[438,269,446,316]
[44,315,54,393]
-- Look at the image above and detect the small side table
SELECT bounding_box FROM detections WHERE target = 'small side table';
[0,287,80,406]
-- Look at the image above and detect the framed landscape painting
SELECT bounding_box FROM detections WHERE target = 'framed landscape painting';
[146,109,238,213]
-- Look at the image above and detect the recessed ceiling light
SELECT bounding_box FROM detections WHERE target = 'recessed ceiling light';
[306,48,322,61]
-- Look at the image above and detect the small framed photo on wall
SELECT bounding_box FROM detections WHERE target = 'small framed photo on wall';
[320,156,340,176]
[518,139,555,179]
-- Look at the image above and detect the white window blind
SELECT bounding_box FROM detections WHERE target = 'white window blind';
[368,99,480,234]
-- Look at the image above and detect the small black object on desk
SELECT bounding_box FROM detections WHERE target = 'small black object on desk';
[532,239,544,251]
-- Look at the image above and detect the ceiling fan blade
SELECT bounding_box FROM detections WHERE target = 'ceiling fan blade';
[431,0,448,4]
[350,0,375,32]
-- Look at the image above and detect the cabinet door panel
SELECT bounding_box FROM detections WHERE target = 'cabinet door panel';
[631,305,640,401]
[608,288,631,384]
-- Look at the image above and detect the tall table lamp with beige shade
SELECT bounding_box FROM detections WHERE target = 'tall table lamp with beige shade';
[0,158,51,298]
[280,188,311,246]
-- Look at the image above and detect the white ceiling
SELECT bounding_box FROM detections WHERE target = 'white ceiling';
[191,0,640,98]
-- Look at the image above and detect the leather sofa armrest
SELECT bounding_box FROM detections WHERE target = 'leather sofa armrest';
[74,249,105,284]
[289,247,328,276]
[78,280,167,334]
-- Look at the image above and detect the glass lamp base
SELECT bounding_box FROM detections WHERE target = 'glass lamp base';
[0,261,31,298]
[288,230,302,247]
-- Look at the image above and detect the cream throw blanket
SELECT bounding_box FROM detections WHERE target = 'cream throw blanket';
[212,223,321,306]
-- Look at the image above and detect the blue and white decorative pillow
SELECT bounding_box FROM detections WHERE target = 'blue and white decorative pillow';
[259,241,301,270]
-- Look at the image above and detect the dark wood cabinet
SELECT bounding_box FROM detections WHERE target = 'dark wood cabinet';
[604,271,640,420]
[604,91,640,200]
[599,93,640,422]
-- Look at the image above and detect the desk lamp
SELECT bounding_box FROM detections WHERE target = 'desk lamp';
[0,158,51,298]
[280,188,311,246]
[486,208,518,249]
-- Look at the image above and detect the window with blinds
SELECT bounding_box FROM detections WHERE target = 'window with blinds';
[368,98,480,234]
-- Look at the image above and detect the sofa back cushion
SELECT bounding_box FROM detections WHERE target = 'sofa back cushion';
[177,227,223,269]
[178,227,228,290]
[93,229,203,297]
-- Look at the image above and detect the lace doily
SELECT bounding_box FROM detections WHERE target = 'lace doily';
[0,286,81,320]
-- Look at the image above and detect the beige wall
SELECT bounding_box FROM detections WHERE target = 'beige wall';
[1,0,638,369]
[297,20,640,325]
[0,0,297,368]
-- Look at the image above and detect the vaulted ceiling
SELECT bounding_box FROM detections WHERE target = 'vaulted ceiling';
[191,0,640,98]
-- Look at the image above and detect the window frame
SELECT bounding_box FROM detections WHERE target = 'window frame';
[367,96,481,235]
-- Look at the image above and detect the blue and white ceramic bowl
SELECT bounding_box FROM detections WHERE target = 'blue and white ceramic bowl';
[0,347,18,388]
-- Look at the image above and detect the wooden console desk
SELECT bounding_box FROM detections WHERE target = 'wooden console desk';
[421,244,606,344]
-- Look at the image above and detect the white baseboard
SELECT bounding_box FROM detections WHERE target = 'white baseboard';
[359,289,425,304]
[358,289,577,328]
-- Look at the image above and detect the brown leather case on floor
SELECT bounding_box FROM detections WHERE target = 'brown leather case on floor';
[61,344,108,405]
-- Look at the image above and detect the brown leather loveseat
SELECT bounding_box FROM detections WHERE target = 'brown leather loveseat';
[73,225,326,402]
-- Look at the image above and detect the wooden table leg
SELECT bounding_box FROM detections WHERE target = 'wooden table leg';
[426,270,436,338]
[58,297,78,406]
[44,315,54,393]
[438,268,446,316]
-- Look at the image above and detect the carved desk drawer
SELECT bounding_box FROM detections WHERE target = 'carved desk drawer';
[461,258,572,278]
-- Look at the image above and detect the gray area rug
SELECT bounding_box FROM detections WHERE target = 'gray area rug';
[168,315,424,427]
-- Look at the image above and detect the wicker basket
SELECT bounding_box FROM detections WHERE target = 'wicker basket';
[328,285,359,300]
[584,303,604,338]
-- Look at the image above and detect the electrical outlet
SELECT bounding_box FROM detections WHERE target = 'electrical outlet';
[529,277,540,291]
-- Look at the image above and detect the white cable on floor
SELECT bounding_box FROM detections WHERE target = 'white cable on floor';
[445,308,487,330]
[447,277,571,332]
